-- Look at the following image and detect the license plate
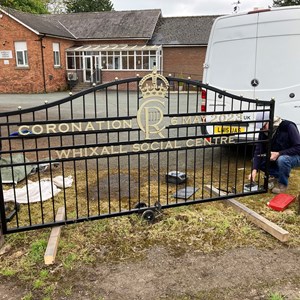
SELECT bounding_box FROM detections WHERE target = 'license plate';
[214,126,246,134]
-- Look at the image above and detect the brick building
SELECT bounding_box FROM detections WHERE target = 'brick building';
[0,6,218,93]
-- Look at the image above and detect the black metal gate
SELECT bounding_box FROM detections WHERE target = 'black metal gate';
[0,70,274,234]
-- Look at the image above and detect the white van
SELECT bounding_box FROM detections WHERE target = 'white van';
[202,6,300,133]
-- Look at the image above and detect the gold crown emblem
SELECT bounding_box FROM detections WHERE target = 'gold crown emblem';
[139,68,169,99]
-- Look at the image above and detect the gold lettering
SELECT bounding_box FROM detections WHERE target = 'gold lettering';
[151,142,160,151]
[141,143,150,152]
[58,123,69,133]
[100,147,110,155]
[221,136,228,144]
[186,139,194,147]
[46,124,56,133]
[204,138,212,145]
[119,145,127,154]
[55,149,72,159]
[111,146,120,154]
[73,148,83,157]
[112,120,121,129]
[132,143,140,152]
[32,125,43,135]
[183,116,192,124]
[174,140,181,149]
[195,138,204,146]
[85,122,95,131]
[213,136,220,144]
[137,99,165,140]
[170,117,178,125]
[89,147,98,156]
[123,120,132,129]
[71,123,82,132]
[164,141,173,149]
[96,121,105,130]
[18,125,30,135]
[192,116,202,124]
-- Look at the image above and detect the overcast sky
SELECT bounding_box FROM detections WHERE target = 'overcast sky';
[112,0,274,16]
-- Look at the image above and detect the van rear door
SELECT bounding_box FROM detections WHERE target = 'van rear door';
[255,8,300,128]
[203,13,260,136]
[203,13,259,99]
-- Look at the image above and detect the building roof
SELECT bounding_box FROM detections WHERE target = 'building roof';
[48,10,161,40]
[2,7,74,39]
[0,6,219,45]
[1,7,161,40]
[149,15,220,45]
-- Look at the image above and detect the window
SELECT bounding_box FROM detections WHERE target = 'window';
[67,56,75,69]
[67,51,83,69]
[101,51,107,69]
[128,51,134,69]
[66,47,161,71]
[15,41,28,67]
[107,51,113,69]
[122,51,128,69]
[149,51,157,69]
[136,51,142,69]
[53,43,60,67]
[114,51,121,69]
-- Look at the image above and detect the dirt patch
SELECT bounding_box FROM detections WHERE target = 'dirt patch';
[89,174,139,201]
[1,246,300,300]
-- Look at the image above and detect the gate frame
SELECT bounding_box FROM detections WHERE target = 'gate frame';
[0,71,275,235]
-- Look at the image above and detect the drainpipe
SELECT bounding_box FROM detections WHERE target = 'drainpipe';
[39,35,47,93]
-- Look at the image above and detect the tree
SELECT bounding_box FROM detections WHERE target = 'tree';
[47,0,66,13]
[273,0,300,6]
[65,0,113,13]
[0,0,49,13]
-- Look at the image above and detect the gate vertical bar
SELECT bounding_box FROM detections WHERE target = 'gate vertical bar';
[0,174,7,244]
[264,99,276,189]
[0,219,4,248]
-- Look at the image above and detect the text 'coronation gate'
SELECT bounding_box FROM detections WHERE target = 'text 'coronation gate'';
[0,69,274,234]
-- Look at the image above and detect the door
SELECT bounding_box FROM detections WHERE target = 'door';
[203,13,259,98]
[84,56,93,82]
[255,8,300,130]
[94,56,101,83]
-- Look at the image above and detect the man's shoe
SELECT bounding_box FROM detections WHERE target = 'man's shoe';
[268,176,277,190]
[272,184,287,194]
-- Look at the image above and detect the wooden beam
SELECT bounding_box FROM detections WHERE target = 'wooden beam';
[44,207,65,265]
[204,185,289,242]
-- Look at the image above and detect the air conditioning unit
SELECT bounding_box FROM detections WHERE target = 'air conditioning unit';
[67,72,77,81]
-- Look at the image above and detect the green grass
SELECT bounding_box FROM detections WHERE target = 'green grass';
[268,292,285,300]
[0,168,299,299]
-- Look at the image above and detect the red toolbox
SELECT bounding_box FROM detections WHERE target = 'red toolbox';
[267,194,296,211]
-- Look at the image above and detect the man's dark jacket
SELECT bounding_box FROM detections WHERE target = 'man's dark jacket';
[253,120,300,170]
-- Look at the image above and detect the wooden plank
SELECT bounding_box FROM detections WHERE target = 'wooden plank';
[204,185,289,242]
[44,207,65,265]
